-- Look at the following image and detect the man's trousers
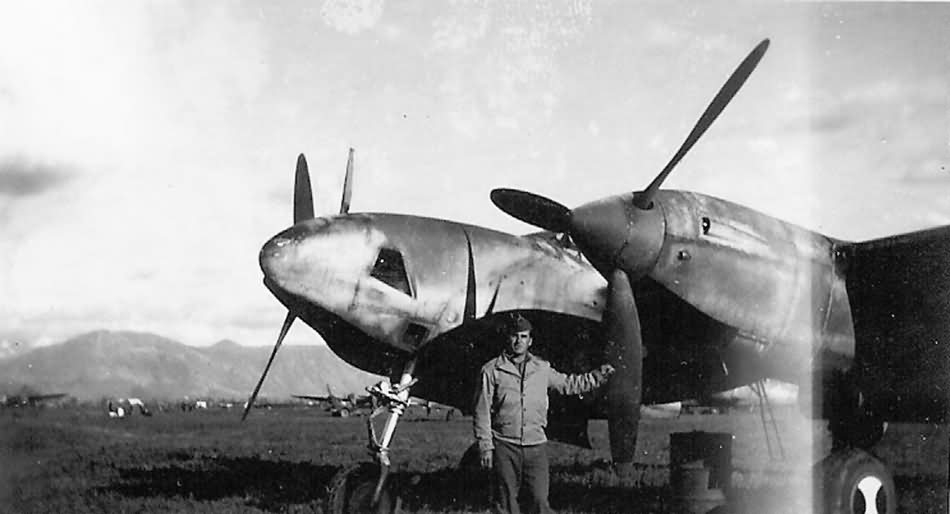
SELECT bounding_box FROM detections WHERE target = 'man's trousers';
[492,439,551,514]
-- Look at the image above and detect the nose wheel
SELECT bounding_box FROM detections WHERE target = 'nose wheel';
[326,359,417,514]
[326,462,398,513]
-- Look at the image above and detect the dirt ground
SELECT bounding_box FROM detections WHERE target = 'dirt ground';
[1,404,946,513]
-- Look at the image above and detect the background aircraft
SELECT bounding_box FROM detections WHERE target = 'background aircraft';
[107,397,152,418]
[243,39,947,514]
[2,392,66,408]
[293,385,375,417]
[407,397,460,420]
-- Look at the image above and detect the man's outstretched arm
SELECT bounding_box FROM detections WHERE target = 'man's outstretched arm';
[548,363,615,395]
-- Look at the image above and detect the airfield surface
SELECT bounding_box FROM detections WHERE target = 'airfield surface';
[1,405,945,513]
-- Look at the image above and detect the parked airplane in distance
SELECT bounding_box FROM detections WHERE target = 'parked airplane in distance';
[293,385,375,417]
[2,392,66,408]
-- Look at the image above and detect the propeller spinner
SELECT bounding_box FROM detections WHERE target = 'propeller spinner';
[491,40,770,467]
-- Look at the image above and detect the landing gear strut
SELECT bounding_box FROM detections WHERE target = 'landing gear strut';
[325,359,417,514]
[816,374,895,514]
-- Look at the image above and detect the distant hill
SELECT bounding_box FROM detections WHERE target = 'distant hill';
[0,330,381,401]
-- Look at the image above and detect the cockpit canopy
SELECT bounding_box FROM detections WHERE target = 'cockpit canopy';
[370,248,412,297]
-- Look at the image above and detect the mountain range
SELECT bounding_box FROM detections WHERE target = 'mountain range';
[0,330,380,401]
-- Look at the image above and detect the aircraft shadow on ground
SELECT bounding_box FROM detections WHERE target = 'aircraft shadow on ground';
[104,455,338,510]
[397,462,668,513]
[100,455,947,513]
[103,455,665,512]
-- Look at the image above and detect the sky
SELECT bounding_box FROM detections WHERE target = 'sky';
[1,1,948,350]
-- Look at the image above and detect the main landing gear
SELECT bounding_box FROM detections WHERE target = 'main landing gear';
[815,448,896,514]
[326,359,417,514]
[815,379,896,514]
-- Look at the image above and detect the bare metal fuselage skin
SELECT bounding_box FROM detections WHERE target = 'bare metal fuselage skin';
[261,213,603,351]
[259,190,856,415]
[650,191,854,378]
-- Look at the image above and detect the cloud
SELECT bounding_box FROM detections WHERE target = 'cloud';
[783,78,946,137]
[0,3,284,348]
[900,157,950,184]
[427,2,597,139]
[431,3,490,51]
[0,157,72,197]
[321,0,385,35]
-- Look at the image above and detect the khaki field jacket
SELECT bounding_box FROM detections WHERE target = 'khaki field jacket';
[473,352,605,451]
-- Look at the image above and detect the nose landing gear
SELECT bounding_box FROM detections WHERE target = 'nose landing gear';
[326,359,417,514]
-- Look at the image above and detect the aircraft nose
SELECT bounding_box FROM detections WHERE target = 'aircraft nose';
[259,234,291,279]
[259,215,384,326]
[259,219,330,282]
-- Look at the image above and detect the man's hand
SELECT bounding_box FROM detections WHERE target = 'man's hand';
[480,449,493,469]
[594,363,616,382]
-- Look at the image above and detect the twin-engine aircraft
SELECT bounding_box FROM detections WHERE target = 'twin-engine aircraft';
[243,40,948,513]
[292,385,375,417]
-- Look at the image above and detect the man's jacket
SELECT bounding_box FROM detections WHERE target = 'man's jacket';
[473,352,606,451]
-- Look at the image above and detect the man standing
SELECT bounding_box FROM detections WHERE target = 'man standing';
[473,315,614,513]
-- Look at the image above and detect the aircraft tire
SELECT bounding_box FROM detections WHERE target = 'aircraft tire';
[326,463,397,514]
[815,448,896,514]
[338,408,350,418]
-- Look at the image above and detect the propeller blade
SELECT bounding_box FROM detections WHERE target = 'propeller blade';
[463,231,477,321]
[636,39,770,209]
[490,188,572,233]
[294,154,315,223]
[242,312,295,421]
[603,268,643,470]
[340,148,354,214]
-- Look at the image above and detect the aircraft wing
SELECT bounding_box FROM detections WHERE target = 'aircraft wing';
[292,394,332,402]
[29,393,66,402]
[840,225,950,423]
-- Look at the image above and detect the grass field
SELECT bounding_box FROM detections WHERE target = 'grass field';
[1,405,946,513]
